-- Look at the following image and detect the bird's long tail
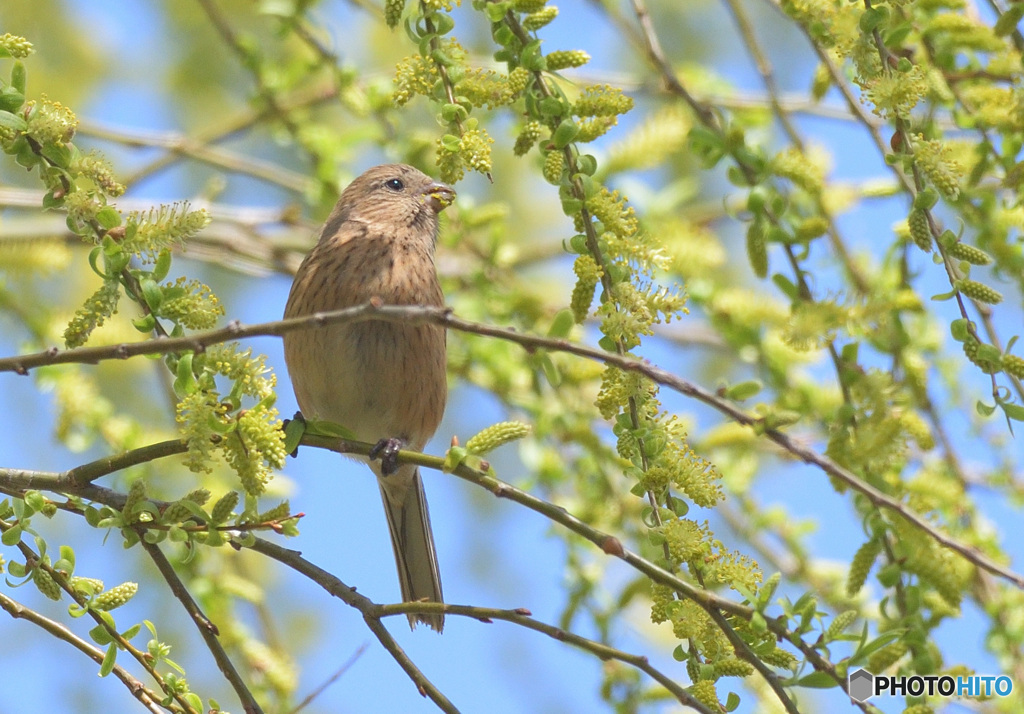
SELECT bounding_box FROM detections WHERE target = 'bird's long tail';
[379,466,444,632]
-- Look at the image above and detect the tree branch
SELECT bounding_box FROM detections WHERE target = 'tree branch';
[1,304,1018,593]
[138,538,263,714]
[0,592,168,714]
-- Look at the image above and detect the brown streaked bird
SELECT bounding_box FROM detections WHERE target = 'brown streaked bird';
[283,164,454,632]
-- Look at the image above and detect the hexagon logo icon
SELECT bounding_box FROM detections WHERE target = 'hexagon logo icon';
[849,668,874,702]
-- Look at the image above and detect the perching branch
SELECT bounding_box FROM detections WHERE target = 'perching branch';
[1,303,1018,593]
[2,432,854,706]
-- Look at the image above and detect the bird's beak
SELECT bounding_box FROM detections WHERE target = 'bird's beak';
[421,181,456,213]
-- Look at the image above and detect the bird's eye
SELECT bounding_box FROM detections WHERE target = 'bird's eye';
[384,178,405,191]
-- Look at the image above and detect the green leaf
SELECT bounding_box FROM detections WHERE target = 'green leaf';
[59,545,76,570]
[95,207,122,230]
[152,249,172,282]
[89,624,113,646]
[431,12,455,35]
[0,109,28,132]
[771,273,799,300]
[858,6,886,33]
[949,318,970,342]
[520,40,545,71]
[1,524,23,546]
[40,142,71,168]
[794,671,839,689]
[485,3,510,22]
[132,314,157,333]
[1000,401,1024,422]
[10,61,27,95]
[667,495,689,517]
[725,691,741,712]
[552,119,579,148]
[173,352,197,397]
[304,418,357,439]
[849,629,905,665]
[913,188,938,210]
[24,490,45,512]
[538,352,561,387]
[0,86,25,113]
[99,643,118,677]
[139,278,163,312]
[121,623,141,641]
[547,309,575,338]
[440,103,468,123]
[724,380,762,401]
[283,417,305,455]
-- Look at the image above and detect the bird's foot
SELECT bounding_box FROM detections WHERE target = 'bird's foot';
[369,437,405,476]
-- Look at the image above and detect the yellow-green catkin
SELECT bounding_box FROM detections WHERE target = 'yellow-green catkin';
[956,279,1002,305]
[70,577,104,596]
[570,253,601,323]
[93,582,138,611]
[33,566,62,600]
[1003,355,1024,379]
[946,242,992,265]
[523,6,558,30]
[543,150,564,184]
[385,0,406,27]
[827,610,858,639]
[690,680,719,710]
[122,478,147,523]
[868,641,909,673]
[847,538,882,596]
[514,120,543,156]
[0,33,34,58]
[465,421,532,454]
[513,0,546,11]
[746,223,768,278]
[256,501,290,523]
[762,647,797,668]
[162,488,211,523]
[962,337,1001,374]
[211,491,240,523]
[712,658,754,678]
[507,67,531,95]
[545,50,589,71]
[908,209,932,251]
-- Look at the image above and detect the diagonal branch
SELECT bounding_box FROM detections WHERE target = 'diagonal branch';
[1,433,868,707]
[1,303,1018,592]
[372,602,716,714]
[241,537,460,713]
[138,538,263,714]
[0,592,168,714]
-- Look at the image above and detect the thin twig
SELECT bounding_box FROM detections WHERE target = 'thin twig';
[139,538,263,714]
[373,603,717,714]
[78,120,313,194]
[241,537,460,713]
[1,433,862,705]
[0,518,200,713]
[288,643,368,714]
[0,303,1019,590]
[0,593,167,714]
